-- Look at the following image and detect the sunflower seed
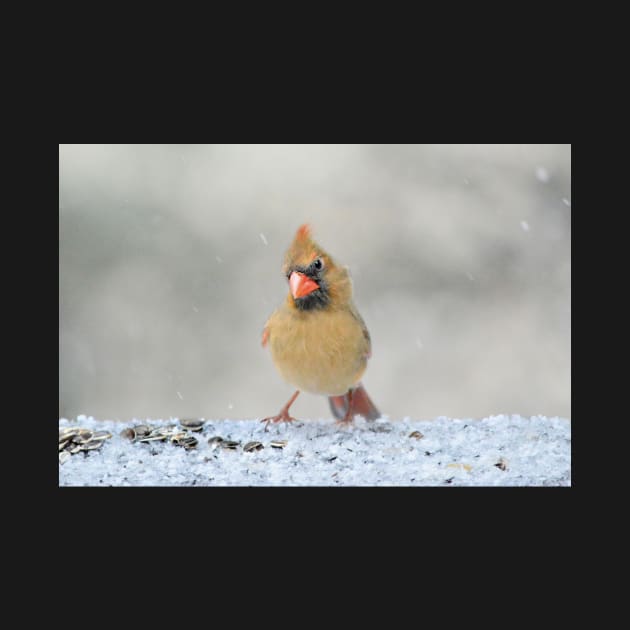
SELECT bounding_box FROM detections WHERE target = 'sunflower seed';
[69,444,82,454]
[59,428,79,442]
[172,433,196,446]
[180,419,205,432]
[180,437,198,450]
[270,440,288,449]
[243,441,264,452]
[409,431,424,439]
[72,430,94,444]
[59,439,71,451]
[208,436,224,449]
[59,451,71,465]
[91,431,112,441]
[138,435,168,442]
[120,428,136,440]
[170,432,189,443]
[81,441,104,451]
[221,440,240,450]
[138,427,171,441]
[133,424,151,437]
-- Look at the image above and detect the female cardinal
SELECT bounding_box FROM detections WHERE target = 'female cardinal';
[261,224,380,429]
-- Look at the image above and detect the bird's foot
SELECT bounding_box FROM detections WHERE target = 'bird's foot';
[261,411,298,432]
[335,412,355,427]
[333,389,355,426]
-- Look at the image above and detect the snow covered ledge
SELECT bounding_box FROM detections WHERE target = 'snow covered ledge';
[58,415,571,487]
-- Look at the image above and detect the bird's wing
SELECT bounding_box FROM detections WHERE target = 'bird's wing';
[348,303,372,360]
[261,310,278,348]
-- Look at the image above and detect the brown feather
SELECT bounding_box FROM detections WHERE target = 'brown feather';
[266,304,369,395]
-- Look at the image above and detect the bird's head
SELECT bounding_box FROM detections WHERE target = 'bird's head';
[282,224,352,311]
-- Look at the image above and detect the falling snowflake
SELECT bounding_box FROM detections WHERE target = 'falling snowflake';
[536,167,550,183]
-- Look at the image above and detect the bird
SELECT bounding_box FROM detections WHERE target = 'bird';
[261,223,380,430]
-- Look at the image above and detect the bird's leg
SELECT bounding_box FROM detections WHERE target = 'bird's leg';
[336,389,355,425]
[261,390,301,432]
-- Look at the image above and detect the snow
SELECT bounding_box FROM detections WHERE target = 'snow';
[59,415,571,487]
[536,167,550,183]
[259,233,268,245]
[520,221,530,232]
[562,198,571,207]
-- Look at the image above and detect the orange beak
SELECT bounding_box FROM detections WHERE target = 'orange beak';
[289,271,319,299]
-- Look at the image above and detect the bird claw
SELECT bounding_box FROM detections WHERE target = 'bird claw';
[335,416,355,427]
[334,406,356,426]
[260,413,298,432]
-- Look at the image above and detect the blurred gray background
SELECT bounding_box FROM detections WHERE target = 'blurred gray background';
[59,144,571,422]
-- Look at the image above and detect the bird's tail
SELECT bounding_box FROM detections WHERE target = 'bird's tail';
[328,383,381,422]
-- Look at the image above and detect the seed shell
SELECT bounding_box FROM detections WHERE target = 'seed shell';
[221,440,240,450]
[180,419,205,432]
[244,441,264,452]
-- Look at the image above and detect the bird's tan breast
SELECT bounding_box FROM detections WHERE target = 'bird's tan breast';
[267,306,368,396]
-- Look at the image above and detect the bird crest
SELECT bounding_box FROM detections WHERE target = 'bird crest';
[283,223,326,272]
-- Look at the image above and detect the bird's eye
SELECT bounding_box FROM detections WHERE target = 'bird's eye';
[313,258,324,271]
